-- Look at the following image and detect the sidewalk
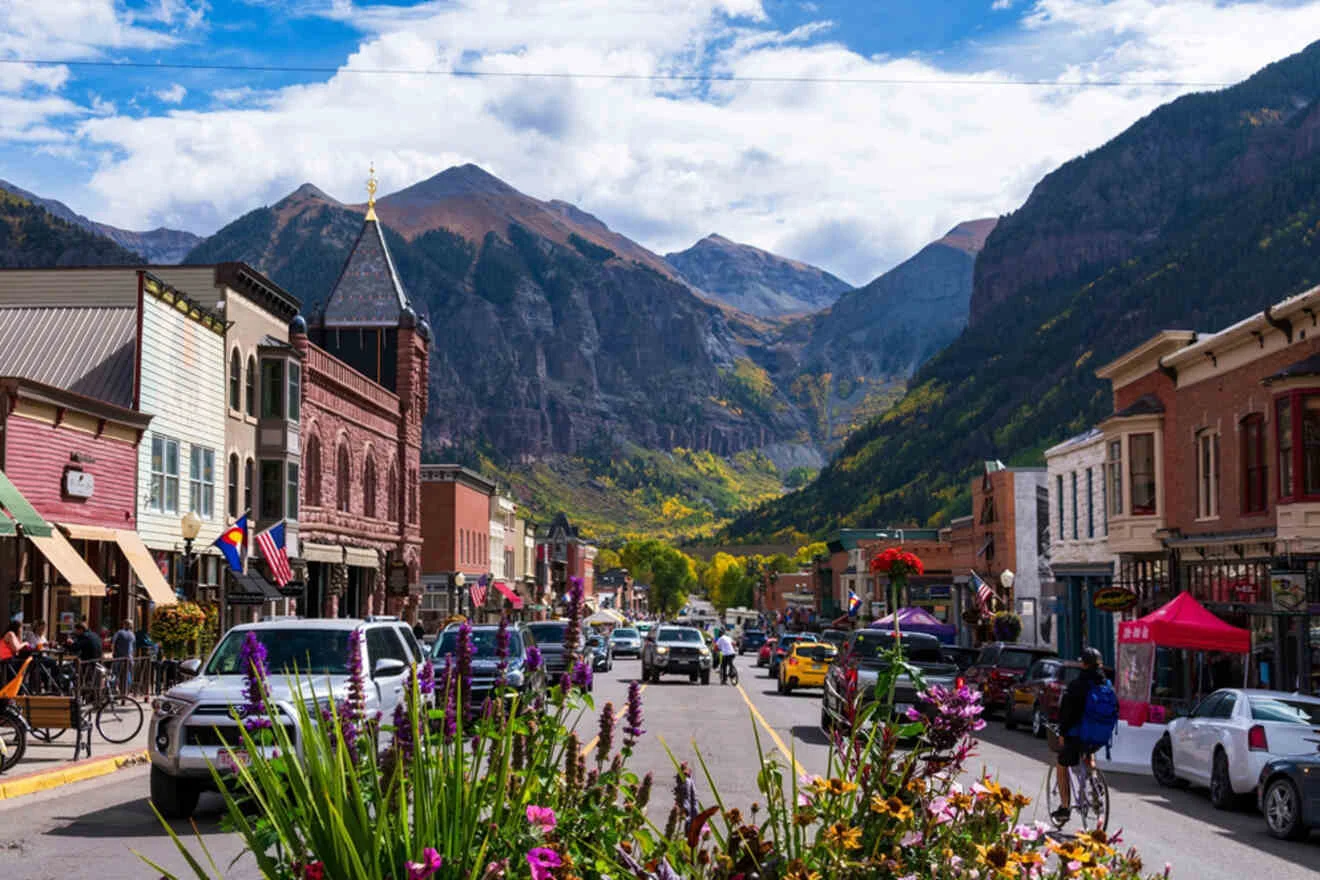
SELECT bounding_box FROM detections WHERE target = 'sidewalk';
[0,718,150,800]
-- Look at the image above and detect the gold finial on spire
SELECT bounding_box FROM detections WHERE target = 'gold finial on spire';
[365,162,378,221]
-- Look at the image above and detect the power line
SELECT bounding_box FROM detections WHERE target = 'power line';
[0,56,1232,88]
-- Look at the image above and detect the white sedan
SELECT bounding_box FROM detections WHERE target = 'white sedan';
[1151,688,1320,810]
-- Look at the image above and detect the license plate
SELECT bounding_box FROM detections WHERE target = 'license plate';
[220,749,251,771]
[895,703,912,715]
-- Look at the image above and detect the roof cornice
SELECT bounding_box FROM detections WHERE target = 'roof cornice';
[1095,331,1197,386]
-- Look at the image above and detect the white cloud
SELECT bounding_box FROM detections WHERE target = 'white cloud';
[992,0,1014,10]
[26,0,1320,283]
[155,83,188,104]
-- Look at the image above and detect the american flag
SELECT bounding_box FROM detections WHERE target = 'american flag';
[255,521,293,587]
[971,570,995,609]
[469,580,488,610]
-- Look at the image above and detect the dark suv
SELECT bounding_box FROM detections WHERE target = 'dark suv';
[432,622,547,701]
[524,621,589,686]
[965,643,1057,717]
[739,629,767,655]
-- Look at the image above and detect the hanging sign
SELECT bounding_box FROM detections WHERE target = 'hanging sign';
[1270,571,1307,613]
[1092,586,1139,612]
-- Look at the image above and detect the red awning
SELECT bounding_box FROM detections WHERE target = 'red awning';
[1118,592,1249,654]
[493,580,523,610]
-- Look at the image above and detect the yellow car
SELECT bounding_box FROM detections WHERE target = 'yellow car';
[777,641,836,694]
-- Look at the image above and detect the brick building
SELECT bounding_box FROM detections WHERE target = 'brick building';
[295,180,428,620]
[817,528,965,630]
[537,513,596,608]
[967,463,1050,646]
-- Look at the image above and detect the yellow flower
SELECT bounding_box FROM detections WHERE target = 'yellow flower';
[973,843,1023,880]
[825,777,858,796]
[822,822,863,851]
[949,793,975,812]
[905,776,927,795]
[869,795,914,822]
[1076,829,1116,858]
[793,808,816,827]
[782,863,822,880]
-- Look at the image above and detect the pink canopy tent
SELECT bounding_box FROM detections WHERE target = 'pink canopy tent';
[1117,591,1249,653]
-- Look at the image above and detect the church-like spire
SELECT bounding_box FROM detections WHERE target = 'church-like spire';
[319,164,412,329]
[365,162,378,222]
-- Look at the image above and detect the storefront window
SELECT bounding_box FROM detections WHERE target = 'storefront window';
[1278,397,1293,497]
[1129,433,1156,514]
[1107,439,1123,516]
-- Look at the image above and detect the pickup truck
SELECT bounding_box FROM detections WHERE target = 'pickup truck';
[820,629,960,733]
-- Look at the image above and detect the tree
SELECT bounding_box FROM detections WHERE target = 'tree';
[595,547,622,572]
[620,539,696,616]
[793,542,828,568]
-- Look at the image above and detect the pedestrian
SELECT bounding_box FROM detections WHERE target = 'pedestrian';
[112,619,136,695]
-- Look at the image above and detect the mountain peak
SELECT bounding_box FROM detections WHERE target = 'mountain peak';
[665,234,850,318]
[936,218,998,255]
[286,182,337,204]
[394,163,519,202]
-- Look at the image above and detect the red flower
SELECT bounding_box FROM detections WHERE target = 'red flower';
[869,548,925,577]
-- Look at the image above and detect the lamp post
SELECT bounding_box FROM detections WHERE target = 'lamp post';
[451,572,466,618]
[180,511,202,601]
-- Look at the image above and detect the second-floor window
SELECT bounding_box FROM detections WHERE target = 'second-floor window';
[1278,396,1294,497]
[229,349,242,411]
[261,359,285,419]
[363,458,377,518]
[1071,471,1079,540]
[1129,433,1156,515]
[337,444,351,513]
[1056,475,1064,542]
[245,356,257,417]
[228,453,239,519]
[260,460,283,521]
[287,362,301,422]
[189,446,215,519]
[1242,414,1267,513]
[286,462,299,521]
[1107,439,1123,516]
[244,458,254,513]
[150,435,179,514]
[1196,430,1220,519]
[1086,467,1094,538]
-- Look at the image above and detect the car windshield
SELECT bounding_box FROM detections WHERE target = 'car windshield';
[587,635,605,647]
[433,629,524,659]
[657,628,703,642]
[612,629,638,639]
[205,628,350,676]
[527,623,568,646]
[778,635,808,648]
[998,650,1040,670]
[852,633,943,664]
[1250,696,1320,725]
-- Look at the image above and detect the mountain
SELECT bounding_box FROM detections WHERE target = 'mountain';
[726,39,1320,540]
[0,187,141,267]
[781,218,996,447]
[185,167,816,470]
[0,179,201,263]
[664,234,851,317]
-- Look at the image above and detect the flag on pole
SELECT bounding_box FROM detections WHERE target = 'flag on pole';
[255,520,294,587]
[847,590,862,617]
[971,570,995,609]
[212,514,248,573]
[470,580,489,610]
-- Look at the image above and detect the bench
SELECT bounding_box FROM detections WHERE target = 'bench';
[13,695,91,760]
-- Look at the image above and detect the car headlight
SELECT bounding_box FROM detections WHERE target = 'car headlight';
[505,669,525,688]
[698,647,710,657]
[151,696,191,717]
[656,646,669,655]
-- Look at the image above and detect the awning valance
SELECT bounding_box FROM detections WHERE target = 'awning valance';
[0,470,50,537]
[114,529,177,606]
[344,547,379,569]
[493,580,523,609]
[301,542,342,564]
[28,530,105,597]
[227,570,282,605]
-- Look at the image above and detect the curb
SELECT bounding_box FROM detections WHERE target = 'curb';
[0,750,149,800]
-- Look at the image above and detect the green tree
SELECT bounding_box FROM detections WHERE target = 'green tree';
[620,539,695,616]
[595,547,622,572]
[793,542,828,568]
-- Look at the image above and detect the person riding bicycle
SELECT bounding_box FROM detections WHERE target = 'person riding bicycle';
[713,629,737,684]
[1052,647,1114,825]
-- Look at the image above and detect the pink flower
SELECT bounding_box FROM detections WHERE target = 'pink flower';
[1014,822,1046,842]
[526,804,557,834]
[900,830,923,847]
[405,847,442,880]
[526,847,562,880]
[927,797,954,824]
[1068,861,1083,873]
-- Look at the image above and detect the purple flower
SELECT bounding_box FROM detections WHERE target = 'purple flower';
[595,702,616,765]
[563,577,584,662]
[496,615,510,685]
[418,660,436,696]
[441,656,458,742]
[392,700,414,760]
[525,804,557,833]
[525,644,543,673]
[404,847,442,880]
[345,629,366,721]
[570,658,593,691]
[456,620,474,704]
[526,847,562,880]
[238,632,269,719]
[623,679,645,743]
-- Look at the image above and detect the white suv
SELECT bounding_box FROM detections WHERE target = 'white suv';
[148,618,425,819]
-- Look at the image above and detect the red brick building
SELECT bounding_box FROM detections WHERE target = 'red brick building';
[419,464,497,622]
[294,187,428,620]
[537,513,596,608]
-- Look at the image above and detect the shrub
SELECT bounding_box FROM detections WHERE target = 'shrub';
[993,611,1024,642]
[148,602,208,659]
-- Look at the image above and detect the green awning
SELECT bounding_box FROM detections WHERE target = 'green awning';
[0,471,51,537]
[0,511,13,537]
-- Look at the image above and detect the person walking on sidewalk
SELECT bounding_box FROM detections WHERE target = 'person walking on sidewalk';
[112,620,135,696]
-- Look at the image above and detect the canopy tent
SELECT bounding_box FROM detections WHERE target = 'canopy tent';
[869,607,957,644]
[586,609,626,626]
[1117,592,1249,653]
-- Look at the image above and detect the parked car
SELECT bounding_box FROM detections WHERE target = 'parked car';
[777,642,837,694]
[768,634,815,679]
[432,622,548,701]
[149,618,425,820]
[740,629,768,655]
[524,621,589,682]
[1003,659,1113,737]
[1152,689,1320,810]
[964,643,1057,717]
[641,625,713,684]
[1258,752,1320,840]
[586,634,614,672]
[819,629,849,650]
[821,630,959,733]
[940,646,980,673]
[609,627,643,658]
[757,642,773,667]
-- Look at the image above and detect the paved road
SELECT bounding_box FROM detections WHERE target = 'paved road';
[1,654,1316,879]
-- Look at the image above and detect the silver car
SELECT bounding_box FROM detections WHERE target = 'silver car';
[148,618,424,819]
[609,627,642,658]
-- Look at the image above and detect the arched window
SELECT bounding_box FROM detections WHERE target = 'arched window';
[408,468,419,524]
[363,457,377,518]
[387,460,400,522]
[304,434,322,507]
[244,457,254,514]
[337,443,352,513]
[245,356,257,417]
[229,350,242,411]
[228,453,239,518]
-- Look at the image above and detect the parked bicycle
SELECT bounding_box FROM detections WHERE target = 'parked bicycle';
[0,658,29,773]
[1043,721,1109,832]
[16,653,144,745]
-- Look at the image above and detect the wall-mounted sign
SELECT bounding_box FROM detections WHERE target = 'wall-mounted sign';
[387,561,409,596]
[1270,571,1307,613]
[63,469,94,499]
[1092,586,1138,612]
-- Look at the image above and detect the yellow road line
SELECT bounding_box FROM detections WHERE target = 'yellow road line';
[0,750,148,800]
[735,681,806,779]
[580,683,647,757]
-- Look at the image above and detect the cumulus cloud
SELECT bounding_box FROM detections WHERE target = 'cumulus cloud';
[155,83,187,104]
[16,0,1320,283]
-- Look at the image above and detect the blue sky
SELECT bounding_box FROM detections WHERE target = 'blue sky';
[3,1,1320,283]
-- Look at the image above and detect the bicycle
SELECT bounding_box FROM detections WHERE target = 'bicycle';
[720,655,739,686]
[1043,722,1109,832]
[81,661,145,744]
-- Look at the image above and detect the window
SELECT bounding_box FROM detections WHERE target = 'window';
[286,462,299,521]
[189,446,215,519]
[150,435,180,513]
[244,458,254,513]
[1129,433,1156,515]
[337,444,351,513]
[228,453,239,519]
[261,359,285,419]
[1107,440,1123,516]
[1278,396,1293,497]
[409,468,419,524]
[261,460,283,521]
[1056,475,1064,542]
[229,349,242,411]
[245,356,257,417]
[387,461,400,522]
[1242,414,1267,513]
[1071,471,1079,540]
[1086,468,1094,538]
[305,435,322,507]
[363,458,377,518]
[1196,430,1220,519]
[287,362,301,422]
[1305,396,1320,496]
[365,626,410,669]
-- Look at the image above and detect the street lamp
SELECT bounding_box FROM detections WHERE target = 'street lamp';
[1000,569,1015,592]
[451,572,466,618]
[180,511,202,600]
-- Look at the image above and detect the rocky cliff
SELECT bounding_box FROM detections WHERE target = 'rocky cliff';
[664,233,851,318]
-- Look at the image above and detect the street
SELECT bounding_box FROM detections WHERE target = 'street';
[1,655,1316,880]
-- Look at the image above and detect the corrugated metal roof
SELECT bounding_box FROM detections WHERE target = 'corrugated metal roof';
[0,306,136,408]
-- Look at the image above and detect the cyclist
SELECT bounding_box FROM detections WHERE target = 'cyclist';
[713,628,737,684]
[1051,647,1112,825]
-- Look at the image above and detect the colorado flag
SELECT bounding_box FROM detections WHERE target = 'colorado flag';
[213,514,248,573]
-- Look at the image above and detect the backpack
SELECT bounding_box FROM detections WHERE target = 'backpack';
[1077,679,1120,748]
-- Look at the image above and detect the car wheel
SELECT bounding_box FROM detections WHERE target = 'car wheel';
[1151,735,1185,789]
[1031,705,1046,739]
[1209,749,1236,811]
[1263,777,1309,841]
[784,678,795,695]
[151,766,201,820]
[700,670,711,685]
[1004,705,1018,731]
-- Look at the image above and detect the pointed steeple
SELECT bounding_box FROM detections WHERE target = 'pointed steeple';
[321,166,412,328]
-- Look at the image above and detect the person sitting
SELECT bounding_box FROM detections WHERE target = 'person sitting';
[1052,647,1112,825]
[68,622,104,663]
[25,620,48,651]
